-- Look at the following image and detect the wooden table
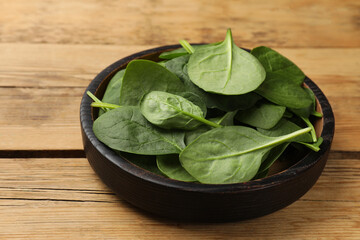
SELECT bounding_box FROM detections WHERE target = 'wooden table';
[0,0,359,239]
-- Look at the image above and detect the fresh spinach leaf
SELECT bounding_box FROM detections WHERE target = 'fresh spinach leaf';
[93,106,186,155]
[251,46,305,84]
[99,69,125,116]
[119,60,185,106]
[140,91,221,129]
[179,91,207,115]
[156,155,196,182]
[255,72,313,109]
[187,29,266,95]
[165,55,261,111]
[256,143,290,175]
[251,46,313,109]
[179,126,311,184]
[235,101,286,129]
[210,110,238,126]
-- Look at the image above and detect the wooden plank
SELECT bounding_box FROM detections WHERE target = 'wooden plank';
[0,44,359,151]
[0,0,359,48]
[0,156,359,239]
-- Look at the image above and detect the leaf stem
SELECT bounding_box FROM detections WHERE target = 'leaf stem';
[87,91,108,112]
[179,40,195,54]
[311,111,323,118]
[298,137,323,152]
[300,116,317,142]
[180,110,222,128]
[91,102,121,109]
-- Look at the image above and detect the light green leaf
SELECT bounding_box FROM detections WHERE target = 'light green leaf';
[187,29,266,95]
[180,126,311,184]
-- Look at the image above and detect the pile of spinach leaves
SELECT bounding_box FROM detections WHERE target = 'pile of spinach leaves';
[87,29,322,184]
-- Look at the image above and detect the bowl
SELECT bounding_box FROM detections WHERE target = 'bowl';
[80,45,335,222]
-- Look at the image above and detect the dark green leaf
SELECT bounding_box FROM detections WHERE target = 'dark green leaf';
[93,106,186,155]
[99,69,125,116]
[156,155,196,182]
[236,101,286,129]
[119,60,185,106]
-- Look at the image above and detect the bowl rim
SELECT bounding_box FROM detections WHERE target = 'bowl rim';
[80,44,335,193]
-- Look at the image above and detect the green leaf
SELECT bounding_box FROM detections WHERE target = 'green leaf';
[93,106,186,155]
[179,126,311,184]
[165,55,262,111]
[140,91,221,129]
[156,155,196,182]
[255,72,313,109]
[235,101,286,129]
[119,60,185,106]
[187,29,266,95]
[251,46,313,109]
[256,143,290,174]
[99,69,125,116]
[210,110,238,126]
[251,46,305,85]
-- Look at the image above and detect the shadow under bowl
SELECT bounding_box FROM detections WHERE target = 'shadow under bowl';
[80,45,335,222]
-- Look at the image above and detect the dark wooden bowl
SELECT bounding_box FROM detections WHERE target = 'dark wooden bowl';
[80,45,335,222]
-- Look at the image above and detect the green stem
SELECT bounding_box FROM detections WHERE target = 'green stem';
[87,91,102,103]
[91,102,121,109]
[87,91,108,112]
[179,40,195,54]
[298,137,323,152]
[311,111,323,118]
[183,111,222,128]
[300,116,317,142]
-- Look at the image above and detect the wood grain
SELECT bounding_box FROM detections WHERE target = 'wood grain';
[0,44,358,151]
[0,155,359,239]
[0,0,359,48]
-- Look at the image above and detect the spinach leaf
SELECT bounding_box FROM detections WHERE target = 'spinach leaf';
[119,60,185,106]
[256,143,290,175]
[210,110,238,126]
[140,91,221,129]
[290,88,322,142]
[184,125,210,146]
[99,69,125,116]
[179,91,207,115]
[179,126,311,184]
[187,29,266,95]
[255,72,312,109]
[235,101,286,129]
[156,155,196,182]
[251,46,313,109]
[184,111,237,146]
[165,55,261,111]
[93,106,186,155]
